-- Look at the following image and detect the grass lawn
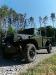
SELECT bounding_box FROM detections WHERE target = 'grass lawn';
[20,54,56,75]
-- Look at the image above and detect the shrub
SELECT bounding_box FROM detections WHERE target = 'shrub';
[7,25,15,34]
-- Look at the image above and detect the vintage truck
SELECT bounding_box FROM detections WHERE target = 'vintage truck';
[1,28,52,62]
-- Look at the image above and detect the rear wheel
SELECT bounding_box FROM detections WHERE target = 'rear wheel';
[24,44,36,62]
[47,44,52,53]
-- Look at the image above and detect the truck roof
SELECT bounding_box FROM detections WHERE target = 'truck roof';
[18,28,35,35]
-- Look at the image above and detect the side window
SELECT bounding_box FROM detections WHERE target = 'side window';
[37,31,40,35]
[34,29,40,35]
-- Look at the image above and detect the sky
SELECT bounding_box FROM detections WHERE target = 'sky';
[0,0,56,28]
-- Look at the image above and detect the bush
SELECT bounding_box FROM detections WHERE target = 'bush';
[7,25,15,34]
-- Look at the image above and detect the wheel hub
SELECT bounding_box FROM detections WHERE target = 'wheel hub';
[29,48,35,58]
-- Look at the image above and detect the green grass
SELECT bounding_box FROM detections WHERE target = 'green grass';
[20,54,56,75]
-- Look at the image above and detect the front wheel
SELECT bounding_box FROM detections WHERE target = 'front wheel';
[47,44,52,53]
[24,44,36,62]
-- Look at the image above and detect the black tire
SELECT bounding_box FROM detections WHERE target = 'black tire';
[24,44,36,62]
[47,44,52,53]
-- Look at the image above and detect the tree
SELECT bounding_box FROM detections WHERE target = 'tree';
[1,5,8,16]
[23,13,27,28]
[39,16,42,35]
[8,8,17,24]
[0,5,9,30]
[18,13,25,29]
[38,26,54,37]
[46,26,54,37]
[18,13,24,23]
[43,16,48,36]
[51,13,55,28]
[29,17,34,28]
[51,13,56,41]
